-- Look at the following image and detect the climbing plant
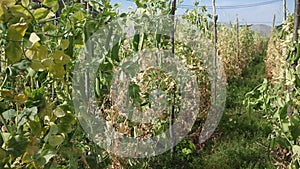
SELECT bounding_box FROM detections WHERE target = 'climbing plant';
[0,0,119,168]
[246,15,300,168]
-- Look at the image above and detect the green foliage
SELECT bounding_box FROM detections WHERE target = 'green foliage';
[0,0,119,168]
[184,5,266,79]
[197,54,273,169]
[246,15,300,168]
[182,3,212,36]
[217,25,257,78]
[0,0,272,168]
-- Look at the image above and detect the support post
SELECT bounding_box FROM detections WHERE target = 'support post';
[170,0,177,159]
[283,0,287,21]
[212,0,218,106]
[236,16,240,68]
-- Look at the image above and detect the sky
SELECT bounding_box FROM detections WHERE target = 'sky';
[110,0,294,26]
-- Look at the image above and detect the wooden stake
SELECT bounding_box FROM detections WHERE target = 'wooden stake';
[272,14,276,28]
[293,0,300,65]
[287,0,300,117]
[212,0,218,105]
[170,0,177,159]
[236,15,240,68]
[212,0,217,46]
[171,0,176,55]
[293,0,300,45]
[284,0,287,21]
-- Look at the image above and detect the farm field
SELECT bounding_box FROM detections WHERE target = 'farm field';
[0,0,299,168]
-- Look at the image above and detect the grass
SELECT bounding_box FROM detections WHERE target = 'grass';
[144,54,275,169]
[195,54,274,169]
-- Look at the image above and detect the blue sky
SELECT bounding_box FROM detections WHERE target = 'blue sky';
[110,0,294,26]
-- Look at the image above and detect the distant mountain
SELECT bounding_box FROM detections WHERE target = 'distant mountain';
[249,24,272,37]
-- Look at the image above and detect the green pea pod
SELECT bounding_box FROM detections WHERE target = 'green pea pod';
[95,76,101,97]
[132,34,140,52]
[294,42,300,64]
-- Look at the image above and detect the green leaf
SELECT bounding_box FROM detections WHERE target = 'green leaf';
[38,45,48,60]
[42,23,57,32]
[279,102,290,120]
[16,113,27,127]
[110,43,120,62]
[132,34,140,52]
[290,124,300,140]
[29,32,40,44]
[24,107,38,121]
[48,135,64,147]
[2,0,16,7]
[295,75,300,88]
[33,147,56,166]
[26,44,48,60]
[295,43,300,63]
[42,0,59,12]
[7,23,28,41]
[43,153,56,165]
[7,135,29,157]
[29,121,42,135]
[293,145,300,158]
[277,98,285,107]
[286,69,295,83]
[30,60,45,71]
[296,65,300,74]
[282,122,290,133]
[60,39,69,50]
[48,123,58,135]
[71,11,85,21]
[41,58,54,68]
[42,149,56,164]
[121,61,139,78]
[52,50,71,65]
[1,133,10,144]
[2,109,16,121]
[49,64,65,78]
[53,107,65,118]
[258,79,268,92]
[10,5,29,17]
[0,5,4,18]
[5,42,22,64]
[33,8,50,21]
[290,115,300,139]
[57,113,75,133]
[0,148,6,161]
[21,0,29,7]
[128,83,142,104]
[0,132,3,146]
[57,123,72,134]
[74,33,84,46]
[60,112,75,124]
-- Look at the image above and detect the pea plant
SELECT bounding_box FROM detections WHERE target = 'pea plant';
[245,16,300,168]
[0,0,119,168]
